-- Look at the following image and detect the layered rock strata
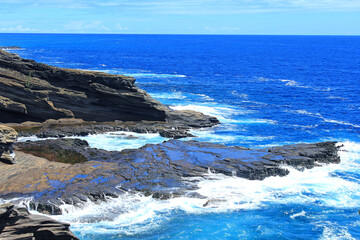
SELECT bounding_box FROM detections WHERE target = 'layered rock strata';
[0,203,78,240]
[0,125,17,164]
[0,50,218,127]
[6,118,197,139]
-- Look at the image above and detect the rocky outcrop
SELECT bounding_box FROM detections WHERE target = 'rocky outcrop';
[0,203,78,240]
[0,50,218,127]
[0,126,17,144]
[0,125,17,164]
[3,139,340,214]
[6,118,200,140]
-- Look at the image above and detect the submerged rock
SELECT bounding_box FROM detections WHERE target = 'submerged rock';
[2,139,340,214]
[0,203,78,240]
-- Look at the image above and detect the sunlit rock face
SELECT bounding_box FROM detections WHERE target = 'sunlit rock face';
[0,125,17,164]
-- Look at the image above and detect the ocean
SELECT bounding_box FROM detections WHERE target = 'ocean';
[1,33,360,239]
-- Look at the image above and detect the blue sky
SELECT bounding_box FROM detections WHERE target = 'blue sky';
[0,0,359,35]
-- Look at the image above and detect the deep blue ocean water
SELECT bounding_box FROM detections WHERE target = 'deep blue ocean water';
[1,34,360,239]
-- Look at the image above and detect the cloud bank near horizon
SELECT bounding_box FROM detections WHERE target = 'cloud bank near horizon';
[0,0,359,34]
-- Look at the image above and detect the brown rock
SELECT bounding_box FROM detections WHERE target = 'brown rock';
[0,203,79,240]
[0,125,17,144]
[0,125,17,164]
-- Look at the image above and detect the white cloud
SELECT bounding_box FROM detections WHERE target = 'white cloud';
[91,0,360,14]
[115,23,128,31]
[1,0,359,14]
[63,21,109,32]
[0,25,37,32]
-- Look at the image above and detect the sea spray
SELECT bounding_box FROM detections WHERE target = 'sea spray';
[47,142,360,238]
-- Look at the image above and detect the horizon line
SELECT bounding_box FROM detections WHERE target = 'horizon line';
[0,32,360,37]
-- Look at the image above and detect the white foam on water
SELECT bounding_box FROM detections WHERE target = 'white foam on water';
[88,69,186,78]
[45,142,360,237]
[71,131,167,151]
[126,73,187,78]
[231,91,248,99]
[169,104,267,124]
[316,221,356,240]
[52,193,213,236]
[17,136,57,142]
[256,77,331,92]
[289,109,360,128]
[192,93,214,101]
[150,92,186,100]
[290,210,306,219]
[18,132,167,151]
[321,118,360,128]
[188,129,274,144]
[187,129,237,143]
[193,142,360,209]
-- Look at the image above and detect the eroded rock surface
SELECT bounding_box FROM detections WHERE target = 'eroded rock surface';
[3,139,340,214]
[5,118,202,140]
[0,50,218,127]
[0,125,17,164]
[0,203,78,240]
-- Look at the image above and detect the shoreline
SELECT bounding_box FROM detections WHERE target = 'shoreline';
[0,49,345,239]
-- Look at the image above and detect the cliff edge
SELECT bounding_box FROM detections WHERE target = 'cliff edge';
[0,50,218,127]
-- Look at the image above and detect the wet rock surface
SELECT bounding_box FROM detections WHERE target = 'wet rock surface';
[0,203,78,240]
[3,139,340,214]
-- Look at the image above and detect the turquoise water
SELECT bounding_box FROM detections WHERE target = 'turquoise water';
[2,34,360,239]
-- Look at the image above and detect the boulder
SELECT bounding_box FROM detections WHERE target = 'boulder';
[0,203,79,240]
[0,125,17,164]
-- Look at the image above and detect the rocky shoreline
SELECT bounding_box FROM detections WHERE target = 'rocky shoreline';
[2,138,340,216]
[0,50,343,239]
[0,203,78,239]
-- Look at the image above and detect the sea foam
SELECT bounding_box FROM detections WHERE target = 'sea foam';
[49,142,360,237]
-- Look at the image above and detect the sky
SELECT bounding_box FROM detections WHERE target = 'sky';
[0,0,359,35]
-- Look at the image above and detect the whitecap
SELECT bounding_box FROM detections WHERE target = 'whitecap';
[72,131,167,151]
[24,142,360,236]
[290,210,306,219]
[86,69,186,78]
[317,221,356,240]
[18,131,167,151]
[192,93,214,101]
[125,73,186,78]
[151,92,186,100]
[17,136,58,142]
[169,104,262,124]
[256,77,332,92]
[288,109,360,128]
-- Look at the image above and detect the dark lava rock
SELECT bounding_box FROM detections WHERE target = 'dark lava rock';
[3,139,340,214]
[15,138,89,164]
[159,129,195,139]
[0,203,78,240]
[0,50,218,127]
[8,118,204,140]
